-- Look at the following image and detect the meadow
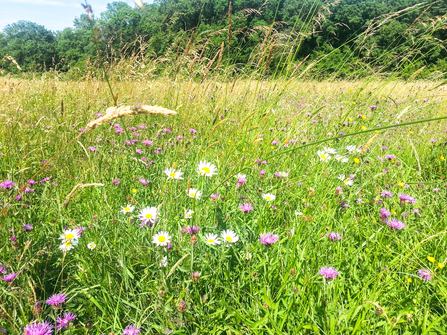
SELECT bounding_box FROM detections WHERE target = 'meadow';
[1,76,447,334]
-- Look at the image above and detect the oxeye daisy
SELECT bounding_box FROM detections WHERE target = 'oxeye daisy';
[120,204,135,214]
[274,171,289,178]
[152,231,171,246]
[337,174,353,186]
[244,252,252,260]
[197,161,217,177]
[184,209,194,219]
[187,188,202,199]
[138,206,158,224]
[323,147,337,154]
[59,229,80,242]
[221,230,239,244]
[204,233,221,245]
[159,256,168,268]
[262,193,276,201]
[346,145,358,153]
[335,155,349,163]
[87,242,96,250]
[317,150,331,161]
[59,239,78,252]
[164,168,184,180]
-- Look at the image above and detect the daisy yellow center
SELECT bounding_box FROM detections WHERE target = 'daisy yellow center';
[145,214,153,219]
[226,236,233,242]
[203,167,210,173]
[66,241,72,247]
[266,196,271,200]
[124,207,130,211]
[321,154,326,159]
[191,193,195,197]
[66,234,74,240]
[208,239,214,243]
[158,236,166,242]
[344,179,348,183]
[170,172,176,177]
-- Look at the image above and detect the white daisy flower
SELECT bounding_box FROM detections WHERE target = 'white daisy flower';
[338,174,353,186]
[275,171,289,178]
[317,150,331,161]
[120,204,135,214]
[262,193,276,201]
[164,168,184,180]
[159,256,167,268]
[87,242,96,250]
[245,252,252,260]
[187,188,202,199]
[59,229,80,242]
[197,161,218,177]
[335,155,348,163]
[152,231,171,246]
[59,239,78,252]
[221,230,239,243]
[346,145,359,153]
[138,206,158,224]
[184,209,194,219]
[295,210,303,216]
[323,147,337,154]
[204,233,221,245]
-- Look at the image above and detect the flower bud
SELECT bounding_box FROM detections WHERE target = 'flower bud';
[178,300,187,313]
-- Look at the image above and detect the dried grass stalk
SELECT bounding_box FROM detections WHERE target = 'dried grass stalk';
[66,183,104,201]
[359,133,379,155]
[85,105,176,131]
[215,42,225,70]
[228,2,232,48]
[134,0,144,8]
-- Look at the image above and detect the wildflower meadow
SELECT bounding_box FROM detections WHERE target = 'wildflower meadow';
[1,78,447,334]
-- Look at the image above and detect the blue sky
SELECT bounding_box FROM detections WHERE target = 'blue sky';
[0,0,143,32]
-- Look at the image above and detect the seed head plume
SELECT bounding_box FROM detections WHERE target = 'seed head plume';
[85,105,176,131]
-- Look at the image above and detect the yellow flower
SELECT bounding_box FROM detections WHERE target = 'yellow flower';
[407,278,412,283]
[242,148,245,152]
[228,140,232,143]
[398,181,405,187]
[271,146,274,149]
[362,115,366,119]
[361,126,366,130]
[427,256,436,263]
[375,130,379,133]
[438,263,444,269]
[352,102,356,105]
[132,189,137,194]
[360,92,363,95]
[441,156,445,161]
[354,158,360,164]
[386,245,390,249]
[348,118,353,122]
[409,131,413,134]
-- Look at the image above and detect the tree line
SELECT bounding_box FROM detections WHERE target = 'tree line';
[0,0,446,78]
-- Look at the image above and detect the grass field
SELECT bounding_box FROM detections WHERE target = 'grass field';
[1,77,447,334]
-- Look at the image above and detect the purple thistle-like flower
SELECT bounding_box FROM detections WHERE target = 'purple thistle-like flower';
[210,193,219,200]
[88,146,97,152]
[433,188,440,193]
[319,267,339,280]
[239,203,254,212]
[46,293,66,306]
[356,198,363,204]
[15,194,23,200]
[23,321,53,335]
[380,208,391,219]
[0,264,7,274]
[122,325,141,335]
[384,154,396,160]
[399,194,416,204]
[260,170,265,177]
[189,128,198,134]
[340,201,350,208]
[112,179,120,185]
[28,179,36,185]
[23,224,33,231]
[381,191,393,198]
[327,232,342,241]
[0,180,15,189]
[186,225,200,234]
[2,273,17,282]
[418,269,432,281]
[56,312,77,330]
[77,227,86,236]
[387,218,405,230]
[259,233,279,246]
[139,178,149,186]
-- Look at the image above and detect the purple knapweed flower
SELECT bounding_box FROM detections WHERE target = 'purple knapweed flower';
[271,141,279,145]
[88,146,97,152]
[46,293,67,306]
[186,225,200,234]
[430,139,436,143]
[319,267,339,280]
[23,321,53,335]
[399,194,416,204]
[340,201,350,208]
[0,180,15,189]
[384,154,396,160]
[23,224,33,231]
[356,198,363,204]
[10,236,17,241]
[381,146,388,150]
[28,179,36,185]
[139,178,149,186]
[15,194,22,200]
[260,170,265,178]
[189,128,198,134]
[95,113,102,118]
[0,264,7,274]
[387,218,405,230]
[239,203,254,212]
[381,191,393,198]
[210,193,219,200]
[112,179,120,185]
[259,233,279,246]
[122,325,141,335]
[418,269,432,281]
[327,232,342,241]
[433,188,440,193]
[136,149,142,154]
[56,312,77,330]
[2,273,17,282]
[25,188,34,193]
